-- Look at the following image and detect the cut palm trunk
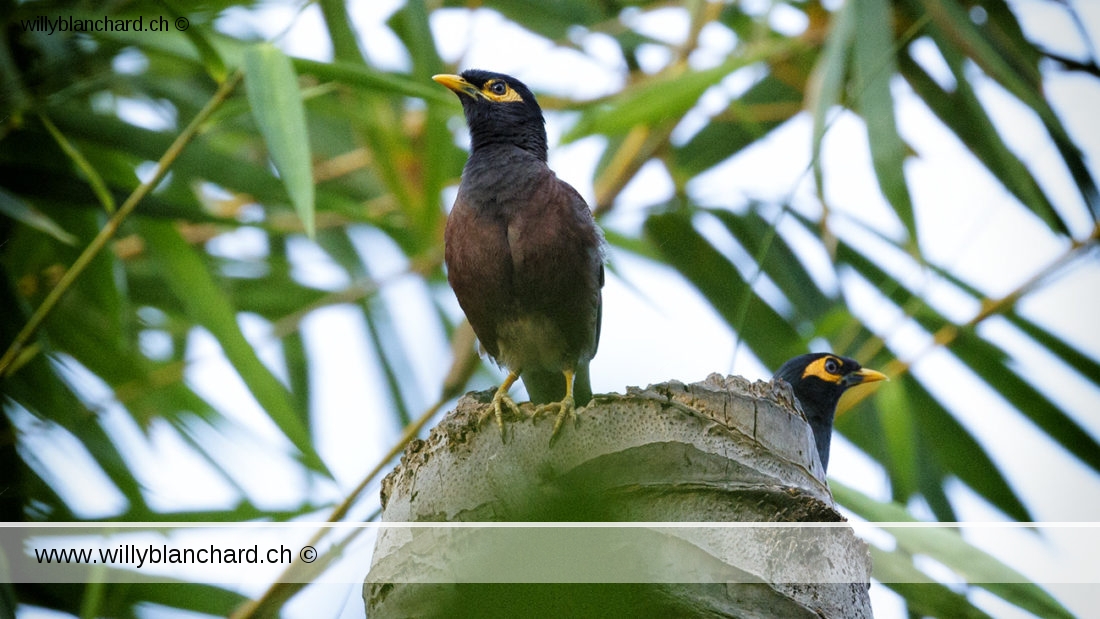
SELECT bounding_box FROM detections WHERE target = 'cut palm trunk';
[365,375,873,618]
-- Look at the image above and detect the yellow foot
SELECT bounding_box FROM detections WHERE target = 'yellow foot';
[482,389,521,442]
[535,395,575,446]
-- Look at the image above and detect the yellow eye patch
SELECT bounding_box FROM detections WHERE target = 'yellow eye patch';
[802,355,844,383]
[481,80,524,103]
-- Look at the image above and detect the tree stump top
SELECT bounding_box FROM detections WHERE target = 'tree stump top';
[380,374,833,522]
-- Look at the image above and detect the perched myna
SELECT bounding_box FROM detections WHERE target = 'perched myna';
[434,70,604,444]
[774,353,887,472]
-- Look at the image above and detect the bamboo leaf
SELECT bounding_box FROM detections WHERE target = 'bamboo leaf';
[388,0,454,233]
[564,43,786,142]
[917,0,1041,108]
[0,187,77,245]
[168,3,228,82]
[949,328,1100,476]
[833,481,1073,619]
[137,219,327,474]
[243,44,316,238]
[915,450,959,523]
[918,0,1100,220]
[899,52,1069,235]
[706,208,833,320]
[870,376,920,499]
[673,73,805,175]
[49,106,286,206]
[853,0,916,240]
[50,577,248,617]
[91,19,451,103]
[901,374,1031,521]
[318,0,363,63]
[833,241,1031,520]
[37,113,117,214]
[870,546,994,619]
[442,0,608,40]
[644,209,802,368]
[296,58,453,103]
[807,0,856,195]
[1009,311,1100,384]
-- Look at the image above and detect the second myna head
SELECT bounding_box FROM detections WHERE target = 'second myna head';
[774,353,887,472]
[433,70,547,161]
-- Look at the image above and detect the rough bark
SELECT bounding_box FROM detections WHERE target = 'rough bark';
[364,374,873,618]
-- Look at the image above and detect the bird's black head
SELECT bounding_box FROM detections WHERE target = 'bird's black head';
[433,70,548,161]
[773,353,887,471]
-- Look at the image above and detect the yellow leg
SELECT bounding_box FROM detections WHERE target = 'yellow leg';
[485,369,522,441]
[535,369,576,446]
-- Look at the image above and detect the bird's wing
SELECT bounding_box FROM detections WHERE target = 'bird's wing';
[444,193,514,361]
[507,174,604,362]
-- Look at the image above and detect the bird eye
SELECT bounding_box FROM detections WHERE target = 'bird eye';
[824,358,840,374]
[488,81,508,95]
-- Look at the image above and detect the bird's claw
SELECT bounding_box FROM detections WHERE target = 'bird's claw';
[535,395,576,446]
[484,390,521,442]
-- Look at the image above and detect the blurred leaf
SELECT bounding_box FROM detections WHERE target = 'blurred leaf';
[297,58,453,103]
[853,0,916,240]
[244,44,316,238]
[313,229,414,425]
[916,0,1041,108]
[869,546,994,619]
[832,239,1032,520]
[902,375,1031,521]
[115,580,249,615]
[443,0,609,40]
[916,0,1100,220]
[27,578,249,617]
[564,44,785,142]
[388,1,444,77]
[388,0,454,233]
[673,72,805,175]
[1009,311,1100,385]
[915,450,959,523]
[0,187,76,245]
[834,481,1072,619]
[46,107,285,207]
[169,4,228,82]
[899,50,1069,235]
[94,18,450,104]
[706,208,832,320]
[644,209,802,368]
[36,112,117,214]
[215,259,329,320]
[808,0,855,195]
[137,219,327,474]
[319,0,364,63]
[949,327,1100,476]
[870,377,920,499]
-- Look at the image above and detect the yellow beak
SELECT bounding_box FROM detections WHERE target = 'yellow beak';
[433,74,481,99]
[852,368,888,384]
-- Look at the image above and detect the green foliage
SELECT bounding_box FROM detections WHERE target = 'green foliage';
[1,0,1096,617]
[243,43,316,238]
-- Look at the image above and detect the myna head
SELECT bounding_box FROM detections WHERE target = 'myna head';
[433,70,547,160]
[774,353,887,472]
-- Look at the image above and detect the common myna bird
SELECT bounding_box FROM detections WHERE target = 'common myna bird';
[434,70,604,444]
[774,353,887,472]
